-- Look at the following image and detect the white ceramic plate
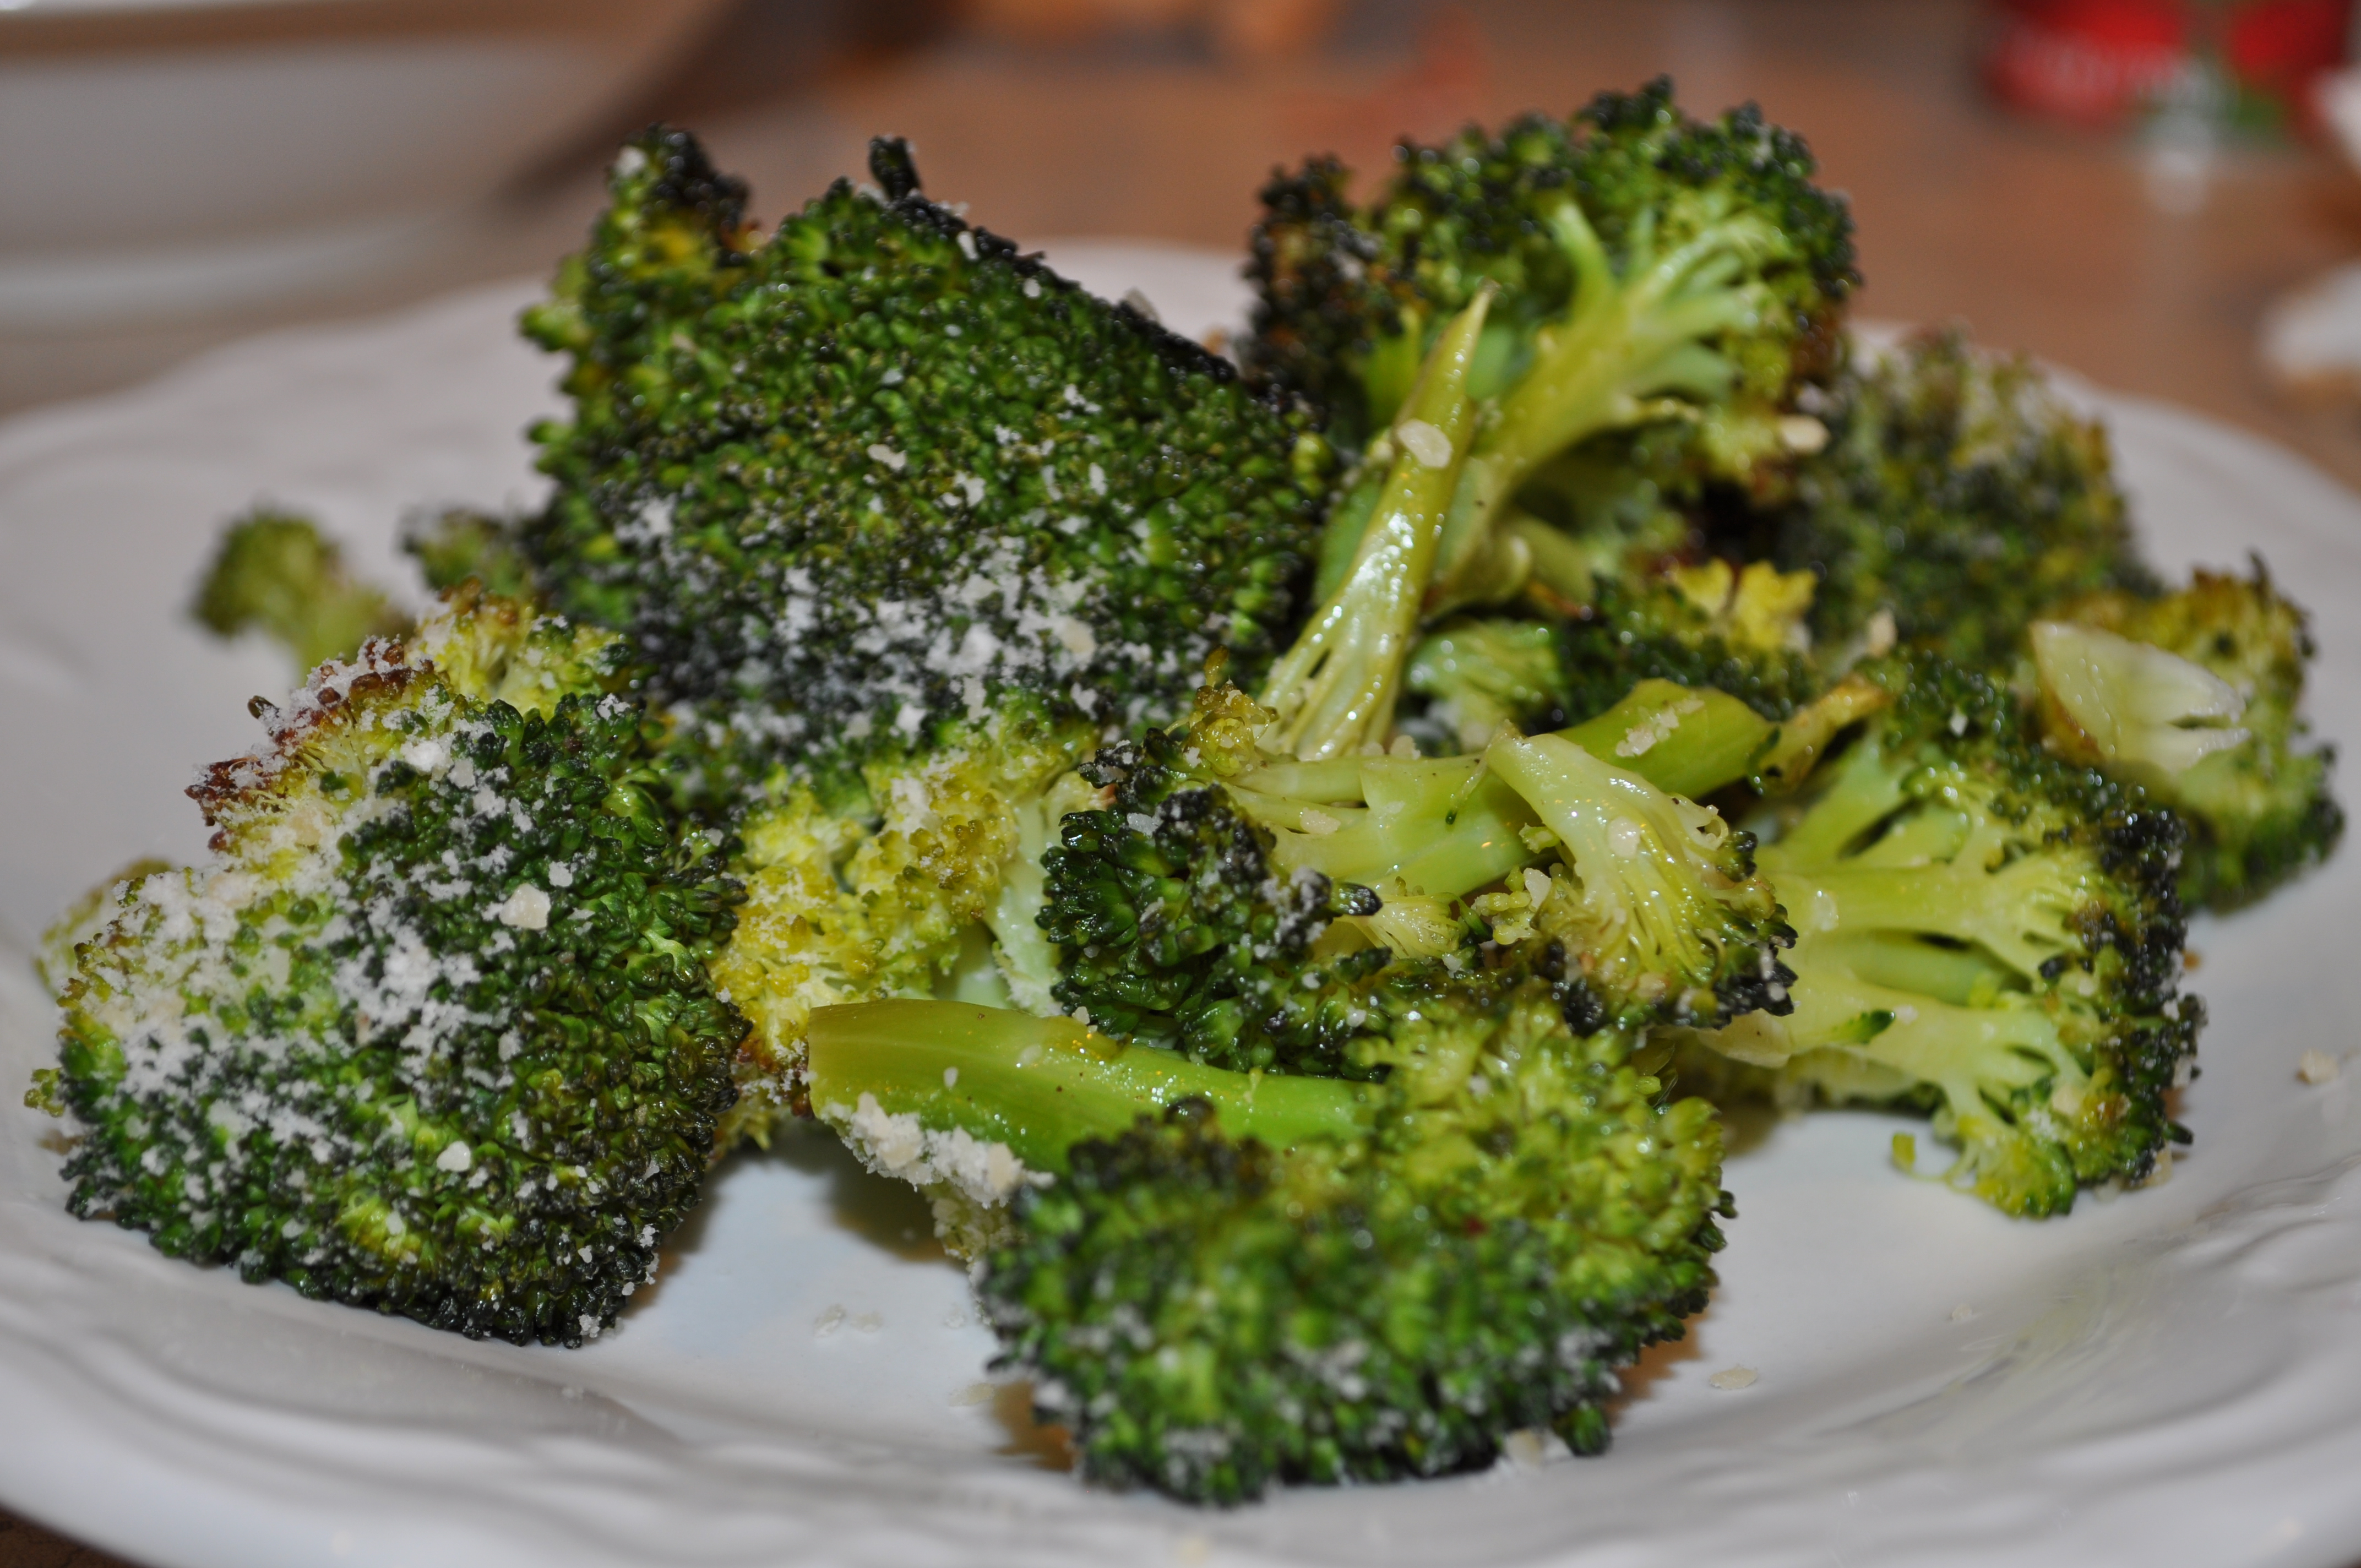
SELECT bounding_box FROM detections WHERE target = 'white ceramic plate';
[6,250,2361,1568]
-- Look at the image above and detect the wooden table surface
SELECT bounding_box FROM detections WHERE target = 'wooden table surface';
[8,0,2361,1562]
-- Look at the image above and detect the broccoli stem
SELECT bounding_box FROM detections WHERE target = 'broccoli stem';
[1236,677,1773,898]
[804,1000,1374,1173]
[1260,290,1494,759]
[1430,197,1777,600]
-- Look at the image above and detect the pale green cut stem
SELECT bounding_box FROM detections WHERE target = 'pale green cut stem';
[1247,678,1772,900]
[805,1000,1374,1174]
[1258,288,1493,760]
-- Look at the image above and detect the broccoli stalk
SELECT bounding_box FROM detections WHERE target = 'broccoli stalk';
[1258,288,1492,759]
[804,999,1372,1178]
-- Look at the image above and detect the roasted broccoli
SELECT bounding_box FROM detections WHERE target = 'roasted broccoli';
[520,128,1328,799]
[1040,672,1795,1059]
[191,509,409,674]
[808,973,1728,1502]
[1248,79,1856,612]
[29,593,746,1344]
[1765,327,2155,670]
[707,703,1095,1142]
[1555,556,1823,725]
[1681,655,2197,1216]
[402,508,539,600]
[2036,565,2342,910]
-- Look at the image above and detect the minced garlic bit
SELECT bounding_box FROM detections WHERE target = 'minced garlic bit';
[1708,1365,1759,1391]
[1395,418,1454,469]
[2298,1049,2341,1086]
[492,884,551,930]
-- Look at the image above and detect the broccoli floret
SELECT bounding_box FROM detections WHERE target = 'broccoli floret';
[31,593,744,1344]
[2039,565,2342,910]
[1037,672,1792,1061]
[1404,616,1575,749]
[1558,557,1822,724]
[1038,716,1442,1079]
[191,510,409,674]
[520,128,1328,799]
[1247,80,1856,611]
[707,701,1096,1143]
[1683,654,2198,1216]
[815,976,1726,1502]
[1767,327,2155,670]
[401,508,538,600]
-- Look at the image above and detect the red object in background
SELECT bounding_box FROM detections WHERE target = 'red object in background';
[1986,0,2192,124]
[1987,0,2355,132]
[2225,0,2351,129]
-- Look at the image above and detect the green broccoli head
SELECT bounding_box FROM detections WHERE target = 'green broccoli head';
[191,509,410,675]
[1248,84,1853,464]
[36,594,745,1345]
[520,128,1329,799]
[2040,564,2342,910]
[1482,728,1794,1031]
[708,698,1098,1145]
[1770,327,2155,671]
[401,508,538,601]
[1557,556,1822,725]
[1040,673,1794,1063]
[1038,720,1408,1078]
[980,974,1728,1502]
[1690,654,2197,1216]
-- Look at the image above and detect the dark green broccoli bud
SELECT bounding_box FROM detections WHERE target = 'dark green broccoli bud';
[520,127,1329,797]
[1767,326,2156,671]
[978,977,1728,1502]
[2037,565,2341,910]
[401,508,538,600]
[191,509,409,674]
[1245,80,1856,611]
[1685,653,2198,1216]
[39,595,744,1345]
[1040,722,1411,1077]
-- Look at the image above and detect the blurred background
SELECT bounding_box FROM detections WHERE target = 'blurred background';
[11,0,2361,491]
[2,0,2360,1561]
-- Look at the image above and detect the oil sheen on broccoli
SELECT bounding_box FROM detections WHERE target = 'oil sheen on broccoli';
[521,128,1328,796]
[30,594,746,1345]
